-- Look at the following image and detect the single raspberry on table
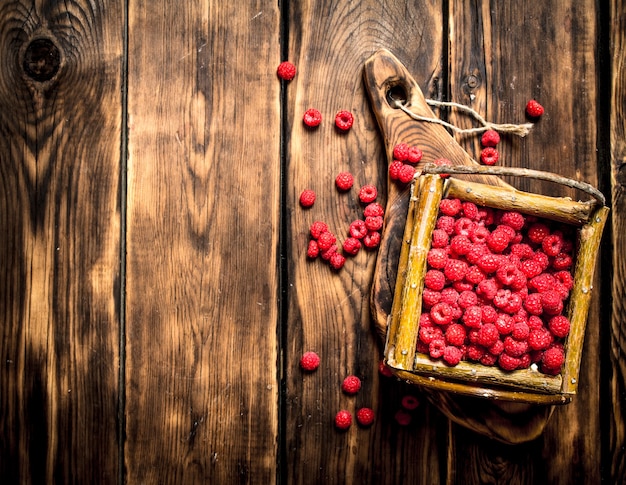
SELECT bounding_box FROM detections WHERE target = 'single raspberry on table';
[526,99,545,118]
[342,237,361,256]
[334,410,352,430]
[401,395,420,410]
[307,240,320,259]
[349,219,368,239]
[299,351,320,371]
[276,61,296,81]
[392,143,410,161]
[303,108,322,127]
[310,221,328,239]
[334,110,354,131]
[356,407,375,427]
[341,375,362,395]
[362,231,381,249]
[358,184,378,203]
[407,146,423,164]
[480,147,500,166]
[481,129,501,147]
[335,171,354,191]
[299,189,316,208]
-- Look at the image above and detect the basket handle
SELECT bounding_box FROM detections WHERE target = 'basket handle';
[419,163,606,207]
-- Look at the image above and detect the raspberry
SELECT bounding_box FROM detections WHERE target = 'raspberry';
[470,226,491,245]
[394,410,412,426]
[320,244,337,261]
[480,147,499,166]
[477,207,495,226]
[458,290,478,308]
[542,346,565,372]
[392,143,410,161]
[431,229,450,248]
[481,129,501,147]
[495,313,514,335]
[429,338,446,358]
[527,222,551,244]
[378,360,394,378]
[554,270,574,290]
[465,265,486,285]
[299,189,316,207]
[450,235,472,256]
[424,270,446,291]
[418,325,443,344]
[401,395,420,410]
[496,263,520,286]
[526,99,545,118]
[462,306,483,328]
[427,248,448,269]
[540,290,564,315]
[335,171,354,191]
[433,158,452,178]
[443,345,463,366]
[503,336,528,357]
[444,259,469,282]
[342,237,361,256]
[342,375,362,395]
[439,198,462,216]
[528,315,544,330]
[317,231,336,251]
[493,289,523,314]
[487,229,511,253]
[523,293,543,315]
[466,243,489,264]
[310,221,329,239]
[330,252,346,270]
[362,231,381,249]
[440,287,460,305]
[454,218,476,237]
[303,108,322,127]
[356,407,375,427]
[389,160,404,180]
[510,243,535,260]
[477,277,500,300]
[335,410,352,430]
[499,352,521,371]
[542,233,563,257]
[477,323,499,347]
[307,240,320,259]
[552,252,573,271]
[276,61,296,81]
[462,202,479,220]
[520,259,543,279]
[407,146,423,164]
[299,351,320,371]
[398,164,416,184]
[481,305,498,323]
[500,211,525,231]
[466,344,485,361]
[533,251,550,271]
[335,110,354,131]
[480,352,498,366]
[365,215,384,231]
[364,202,384,218]
[437,216,456,235]
[548,315,571,338]
[422,288,442,308]
[477,254,502,274]
[430,302,455,326]
[528,327,553,351]
[445,323,467,346]
[488,339,505,356]
[529,273,557,293]
[359,184,378,203]
[349,219,368,239]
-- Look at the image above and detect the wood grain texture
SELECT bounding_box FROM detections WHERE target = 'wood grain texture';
[448,1,604,483]
[610,0,626,482]
[125,1,280,483]
[0,1,123,483]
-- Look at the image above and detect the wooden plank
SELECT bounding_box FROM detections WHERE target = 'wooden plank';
[0,1,123,483]
[284,1,448,483]
[610,0,626,483]
[124,1,281,482]
[447,1,603,483]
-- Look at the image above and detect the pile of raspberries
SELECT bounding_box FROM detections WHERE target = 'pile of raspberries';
[417,197,575,375]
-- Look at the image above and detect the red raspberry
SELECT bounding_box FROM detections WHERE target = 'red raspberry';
[477,207,495,226]
[401,395,420,410]
[443,345,463,366]
[480,129,501,147]
[477,277,500,300]
[462,306,483,329]
[493,289,523,314]
[422,288,442,308]
[465,265,486,285]
[499,352,521,371]
[419,325,444,344]
[487,229,511,253]
[392,143,410,161]
[495,313,514,335]
[445,323,467,346]
[466,243,489,264]
[466,344,485,361]
[523,293,543,315]
[359,184,378,203]
[317,231,337,251]
[342,375,362,395]
[500,211,525,231]
[503,336,528,357]
[458,290,478,308]
[540,290,564,315]
[364,202,385,218]
[542,233,563,257]
[477,254,501,274]
[440,287,460,305]
[532,251,550,271]
[365,215,384,231]
[480,352,498,366]
[477,323,499,347]
[335,110,354,131]
[320,244,337,261]
[378,360,394,377]
[398,164,416,184]
[394,410,412,426]
[433,158,452,178]
[528,315,544,330]
[424,270,446,291]
[454,218,476,237]
[470,226,491,245]
[526,99,544,118]
[431,229,450,248]
[439,198,462,216]
[430,302,455,325]
[527,222,551,244]
[356,407,375,427]
[496,263,520,286]
[510,243,535,260]
[407,146,423,164]
[554,270,574,290]
[436,216,456,235]
[518,353,532,369]
[299,189,316,207]
[276,61,296,81]
[548,315,571,338]
[450,235,472,256]
[303,108,322,127]
[480,147,499,166]
[444,259,469,282]
[462,202,479,220]
[542,347,565,372]
[520,259,543,279]
[529,273,557,293]
[427,248,448,269]
[362,231,381,249]
[488,339,505,356]
[481,305,498,323]
[307,240,320,259]
[552,252,573,271]
[389,160,403,180]
[300,351,320,371]
[310,221,329,239]
[529,327,554,351]
[335,171,354,191]
[342,237,361,256]
[349,219,368,239]
[429,338,446,358]
[335,410,352,430]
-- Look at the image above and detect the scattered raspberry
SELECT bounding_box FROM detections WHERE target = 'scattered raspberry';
[349,219,368,239]
[363,202,384,218]
[526,99,545,118]
[401,395,420,410]
[394,410,412,426]
[335,410,352,430]
[299,351,320,371]
[299,189,316,207]
[392,143,410,161]
[310,221,328,239]
[303,108,322,127]
[356,407,375,427]
[276,61,296,81]
[365,215,384,231]
[342,237,361,256]
[341,375,362,395]
[389,160,404,180]
[378,360,394,377]
[329,252,346,270]
[397,164,416,183]
[335,171,354,191]
[358,184,378,203]
[407,146,423,164]
[320,244,337,261]
[317,231,337,251]
[362,231,381,249]
[481,129,501,147]
[335,110,354,131]
[480,147,499,166]
[307,240,319,259]
[548,315,571,338]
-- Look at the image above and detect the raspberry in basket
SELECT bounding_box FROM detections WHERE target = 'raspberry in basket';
[335,171,354,191]
[542,346,565,372]
[303,108,322,127]
[341,375,362,395]
[299,351,320,371]
[334,410,352,430]
[276,61,296,81]
[334,110,354,131]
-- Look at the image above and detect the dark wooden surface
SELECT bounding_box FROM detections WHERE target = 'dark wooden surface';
[0,1,623,484]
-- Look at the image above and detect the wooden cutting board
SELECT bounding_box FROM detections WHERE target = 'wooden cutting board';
[362,49,554,444]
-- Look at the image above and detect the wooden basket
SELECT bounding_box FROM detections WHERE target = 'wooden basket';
[384,164,609,404]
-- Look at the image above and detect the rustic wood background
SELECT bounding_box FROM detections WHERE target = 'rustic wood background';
[0,1,623,483]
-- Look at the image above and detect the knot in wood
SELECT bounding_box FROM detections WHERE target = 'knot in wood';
[22,38,61,83]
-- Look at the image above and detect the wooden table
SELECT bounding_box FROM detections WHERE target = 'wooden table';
[1,1,624,483]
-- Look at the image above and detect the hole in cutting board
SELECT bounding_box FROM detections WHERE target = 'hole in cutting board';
[386,83,408,108]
